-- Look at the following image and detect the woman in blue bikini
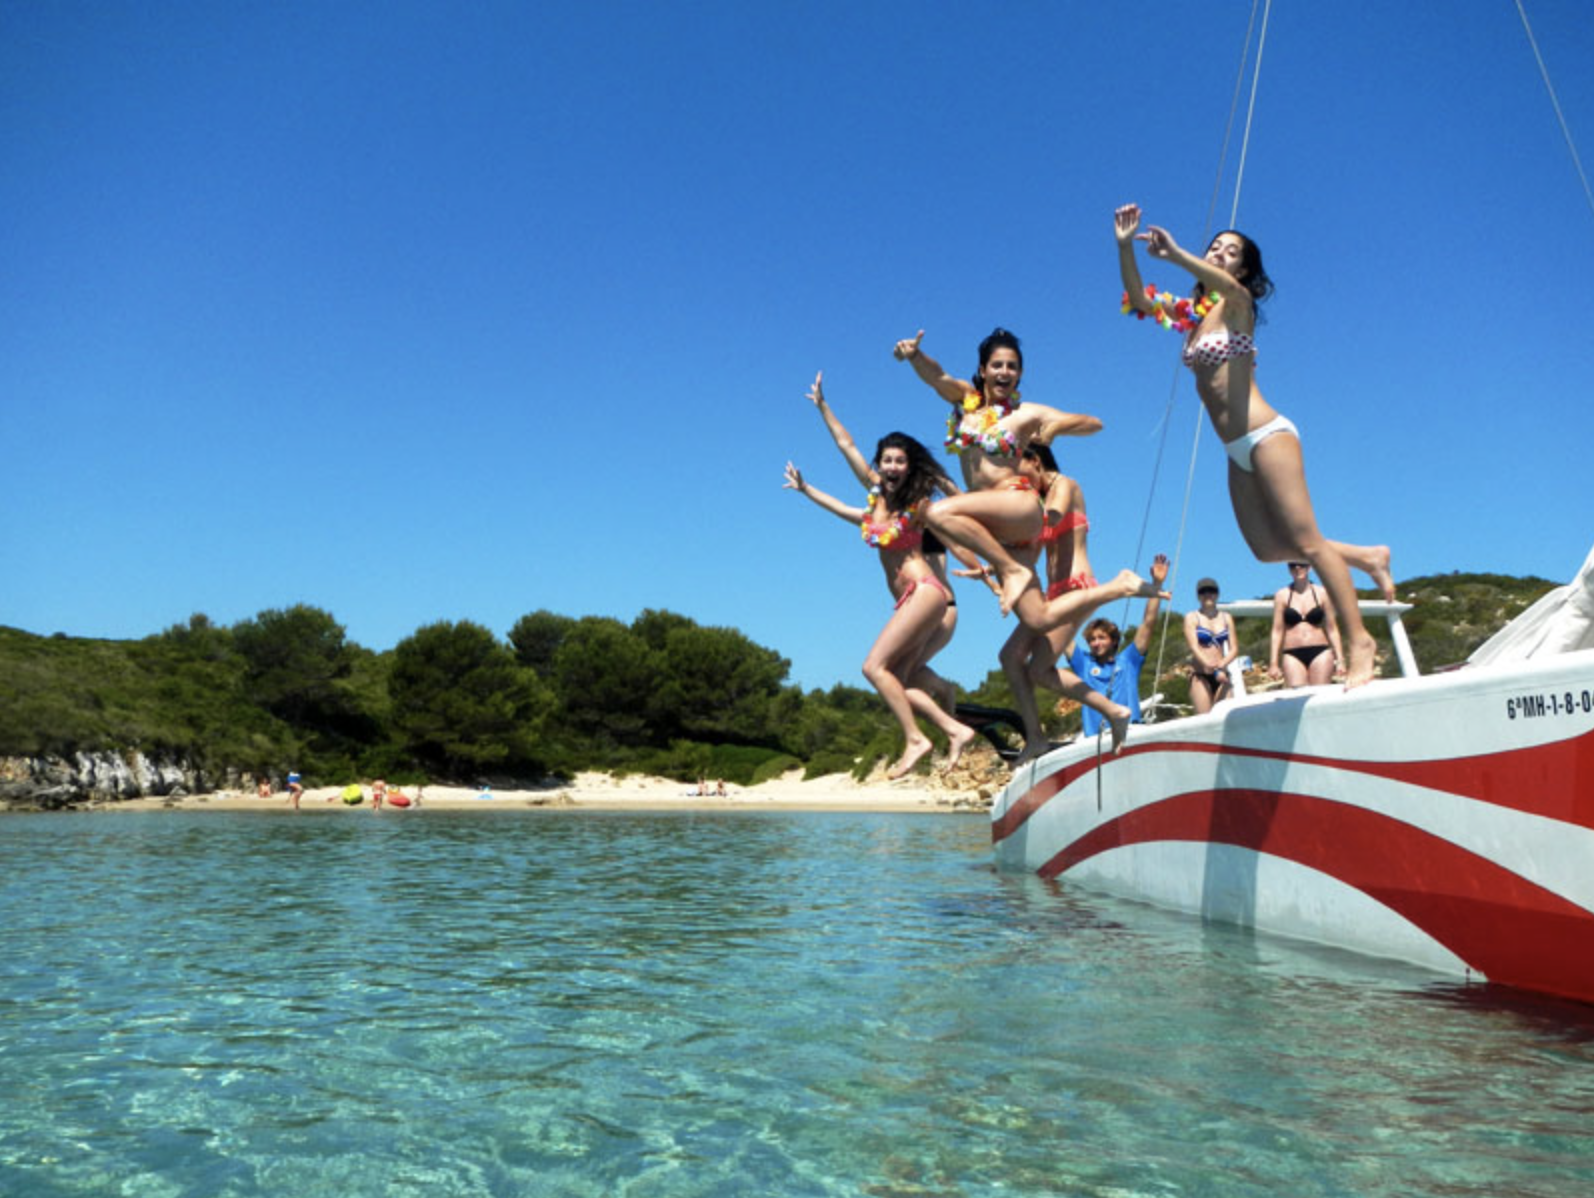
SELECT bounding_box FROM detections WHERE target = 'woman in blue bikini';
[1184,577,1238,714]
[1114,204,1393,689]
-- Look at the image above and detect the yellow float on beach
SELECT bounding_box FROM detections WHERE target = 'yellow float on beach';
[341,784,364,806]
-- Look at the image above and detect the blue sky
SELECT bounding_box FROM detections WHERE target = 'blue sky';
[4,1,1592,692]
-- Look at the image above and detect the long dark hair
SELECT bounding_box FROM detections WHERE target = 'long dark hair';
[970,327,1023,396]
[874,432,954,513]
[1022,441,1060,476]
[1198,230,1273,319]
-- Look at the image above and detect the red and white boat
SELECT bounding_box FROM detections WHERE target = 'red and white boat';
[991,546,1594,1003]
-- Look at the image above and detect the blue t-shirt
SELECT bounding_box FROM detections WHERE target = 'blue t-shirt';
[1067,642,1145,737]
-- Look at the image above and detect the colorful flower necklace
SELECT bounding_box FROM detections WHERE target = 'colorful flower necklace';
[944,390,1020,456]
[1121,284,1217,333]
[861,485,913,548]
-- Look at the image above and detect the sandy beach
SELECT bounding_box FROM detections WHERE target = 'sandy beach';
[94,763,1003,815]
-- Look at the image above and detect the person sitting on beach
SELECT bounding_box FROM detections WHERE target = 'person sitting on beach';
[1184,578,1238,713]
[894,327,1166,636]
[1115,203,1393,688]
[1062,554,1170,743]
[1270,561,1344,688]
[715,779,727,797]
[257,779,273,799]
[785,379,978,778]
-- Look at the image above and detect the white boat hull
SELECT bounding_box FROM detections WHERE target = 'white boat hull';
[991,650,1594,1002]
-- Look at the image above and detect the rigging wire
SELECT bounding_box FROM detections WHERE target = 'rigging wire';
[1515,0,1594,225]
[1139,0,1271,713]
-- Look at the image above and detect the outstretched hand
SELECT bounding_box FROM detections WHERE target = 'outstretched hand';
[1114,203,1142,244]
[806,371,825,408]
[1138,224,1179,260]
[783,461,805,492]
[1149,552,1170,586]
[893,330,925,361]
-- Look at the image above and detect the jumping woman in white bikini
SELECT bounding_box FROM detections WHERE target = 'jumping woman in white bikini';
[1114,204,1394,688]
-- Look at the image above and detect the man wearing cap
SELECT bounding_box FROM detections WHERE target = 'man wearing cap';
[1063,554,1168,739]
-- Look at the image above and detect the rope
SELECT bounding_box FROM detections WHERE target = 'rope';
[1515,0,1594,224]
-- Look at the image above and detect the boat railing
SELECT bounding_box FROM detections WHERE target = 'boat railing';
[1217,599,1418,698]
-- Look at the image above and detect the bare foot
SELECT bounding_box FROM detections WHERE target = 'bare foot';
[944,722,978,771]
[1343,634,1378,689]
[1107,705,1132,755]
[1367,546,1396,603]
[998,564,1035,615]
[889,735,935,779]
[1112,569,1171,601]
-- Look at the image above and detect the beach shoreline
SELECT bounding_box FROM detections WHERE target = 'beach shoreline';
[84,767,996,816]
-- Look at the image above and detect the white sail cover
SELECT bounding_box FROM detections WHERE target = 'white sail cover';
[1468,542,1594,666]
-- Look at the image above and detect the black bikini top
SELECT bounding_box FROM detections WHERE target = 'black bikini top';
[1284,586,1325,628]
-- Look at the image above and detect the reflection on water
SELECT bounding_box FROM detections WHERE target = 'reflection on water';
[2,811,1592,1197]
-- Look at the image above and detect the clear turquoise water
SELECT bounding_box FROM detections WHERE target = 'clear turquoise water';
[3,811,1593,1197]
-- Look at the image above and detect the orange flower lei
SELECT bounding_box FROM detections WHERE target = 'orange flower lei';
[1121,285,1217,333]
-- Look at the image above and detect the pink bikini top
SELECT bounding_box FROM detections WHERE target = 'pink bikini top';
[860,491,924,551]
[1039,509,1088,544]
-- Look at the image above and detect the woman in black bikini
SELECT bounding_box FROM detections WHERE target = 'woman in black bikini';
[1269,561,1344,688]
[1184,578,1237,714]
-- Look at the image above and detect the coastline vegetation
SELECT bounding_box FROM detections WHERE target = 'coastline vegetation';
[0,571,1556,787]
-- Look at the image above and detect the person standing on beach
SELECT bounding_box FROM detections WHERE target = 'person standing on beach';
[1114,203,1393,687]
[286,771,303,810]
[785,373,977,778]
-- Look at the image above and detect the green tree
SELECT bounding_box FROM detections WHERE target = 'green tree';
[548,617,659,745]
[509,609,577,674]
[389,621,553,776]
[649,622,789,743]
[231,605,352,726]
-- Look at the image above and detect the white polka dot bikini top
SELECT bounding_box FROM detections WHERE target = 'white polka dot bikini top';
[1182,330,1257,369]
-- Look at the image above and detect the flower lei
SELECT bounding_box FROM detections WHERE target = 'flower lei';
[1121,284,1217,333]
[944,390,1019,455]
[861,485,911,548]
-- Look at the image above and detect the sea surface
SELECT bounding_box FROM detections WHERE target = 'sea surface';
[3,810,1593,1198]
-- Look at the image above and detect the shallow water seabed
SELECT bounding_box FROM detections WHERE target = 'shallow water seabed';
[2,811,1593,1197]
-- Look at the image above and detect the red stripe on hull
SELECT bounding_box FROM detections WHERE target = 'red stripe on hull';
[1041,789,1594,1003]
[994,725,1594,845]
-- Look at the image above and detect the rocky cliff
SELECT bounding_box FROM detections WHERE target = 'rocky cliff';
[0,751,227,810]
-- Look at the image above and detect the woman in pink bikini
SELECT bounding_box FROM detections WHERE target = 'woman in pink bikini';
[1114,204,1393,688]
[785,373,976,778]
[996,443,1135,759]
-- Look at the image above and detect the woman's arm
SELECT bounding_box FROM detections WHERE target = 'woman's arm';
[1116,203,1158,315]
[1184,611,1209,663]
[806,371,876,488]
[1268,590,1287,679]
[894,330,972,405]
[784,462,867,525]
[1022,402,1104,443]
[1138,222,1252,306]
[1218,614,1240,670]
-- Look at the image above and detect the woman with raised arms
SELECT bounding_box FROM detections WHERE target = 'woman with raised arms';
[1114,204,1393,688]
[785,372,977,778]
[894,327,1165,639]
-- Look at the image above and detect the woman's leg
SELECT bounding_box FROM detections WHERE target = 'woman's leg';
[1190,669,1216,714]
[862,588,957,778]
[924,491,1042,616]
[1229,438,1379,688]
[1279,648,1311,689]
[1012,569,1164,634]
[1000,625,1053,763]
[1305,645,1337,686]
[1046,666,1133,755]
